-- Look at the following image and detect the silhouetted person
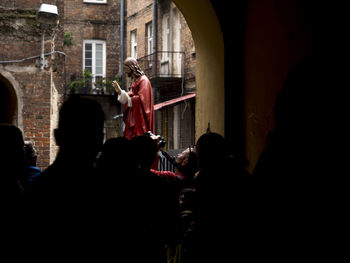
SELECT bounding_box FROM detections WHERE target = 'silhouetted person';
[176,147,199,187]
[252,55,341,260]
[95,136,135,216]
[194,132,249,191]
[26,96,105,258]
[94,136,142,258]
[29,96,104,197]
[130,135,180,263]
[150,147,198,190]
[0,123,25,199]
[253,55,330,206]
[181,132,251,263]
[97,136,133,183]
[21,140,42,188]
[0,124,26,251]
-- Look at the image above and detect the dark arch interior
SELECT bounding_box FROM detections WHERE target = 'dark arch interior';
[0,74,17,125]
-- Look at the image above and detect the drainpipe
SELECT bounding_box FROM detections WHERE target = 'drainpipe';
[152,0,158,103]
[40,30,46,70]
[120,0,125,89]
[152,0,158,78]
[119,0,125,137]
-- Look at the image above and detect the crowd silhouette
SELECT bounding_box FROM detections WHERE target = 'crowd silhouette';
[0,123,25,200]
[0,54,340,261]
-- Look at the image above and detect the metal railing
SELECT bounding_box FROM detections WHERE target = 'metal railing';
[68,75,116,95]
[157,148,185,172]
[158,151,176,172]
[137,51,185,79]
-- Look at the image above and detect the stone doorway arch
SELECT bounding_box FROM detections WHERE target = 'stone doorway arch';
[0,70,23,130]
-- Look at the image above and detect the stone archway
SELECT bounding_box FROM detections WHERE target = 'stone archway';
[0,70,23,130]
[172,0,225,139]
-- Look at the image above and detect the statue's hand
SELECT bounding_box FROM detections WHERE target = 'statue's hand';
[112,80,122,95]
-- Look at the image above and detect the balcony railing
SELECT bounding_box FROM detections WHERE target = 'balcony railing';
[137,51,185,79]
[68,73,116,95]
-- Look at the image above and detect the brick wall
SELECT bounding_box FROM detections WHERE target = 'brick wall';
[0,64,64,171]
[126,0,153,60]
[63,0,121,144]
[0,0,41,9]
[21,72,52,168]
[0,1,65,170]
[180,12,196,91]
[64,0,121,85]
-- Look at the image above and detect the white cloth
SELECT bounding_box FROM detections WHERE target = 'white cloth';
[118,90,132,107]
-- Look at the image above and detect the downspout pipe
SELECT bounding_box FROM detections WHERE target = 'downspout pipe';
[41,30,46,70]
[152,0,158,77]
[152,0,158,101]
[120,0,125,89]
[119,0,125,137]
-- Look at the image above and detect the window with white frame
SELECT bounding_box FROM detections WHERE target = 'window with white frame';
[161,14,170,75]
[146,22,153,55]
[172,8,182,76]
[83,0,107,4]
[162,14,170,61]
[131,30,137,59]
[83,40,106,92]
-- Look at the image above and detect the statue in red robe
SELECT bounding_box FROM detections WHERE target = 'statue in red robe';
[113,57,155,140]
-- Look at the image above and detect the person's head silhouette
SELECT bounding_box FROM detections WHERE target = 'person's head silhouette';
[131,135,157,171]
[54,96,105,164]
[196,132,227,171]
[0,123,25,196]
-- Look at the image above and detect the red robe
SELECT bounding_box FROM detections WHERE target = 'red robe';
[123,75,155,140]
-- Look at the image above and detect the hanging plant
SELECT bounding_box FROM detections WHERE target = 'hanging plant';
[69,69,92,94]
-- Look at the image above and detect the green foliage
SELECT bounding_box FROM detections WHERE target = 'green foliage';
[69,70,121,95]
[94,75,122,94]
[69,69,92,94]
[64,32,74,46]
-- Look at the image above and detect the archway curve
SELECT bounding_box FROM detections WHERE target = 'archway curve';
[172,0,225,139]
[0,70,23,130]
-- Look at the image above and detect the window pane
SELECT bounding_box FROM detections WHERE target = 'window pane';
[85,51,92,59]
[147,22,152,37]
[131,31,136,42]
[96,51,103,60]
[84,41,105,83]
[96,44,103,51]
[133,46,137,58]
[85,43,92,51]
[96,67,103,74]
[85,66,92,73]
[96,59,102,67]
[85,59,92,66]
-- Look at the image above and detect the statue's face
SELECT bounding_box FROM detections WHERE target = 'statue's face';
[124,65,133,77]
